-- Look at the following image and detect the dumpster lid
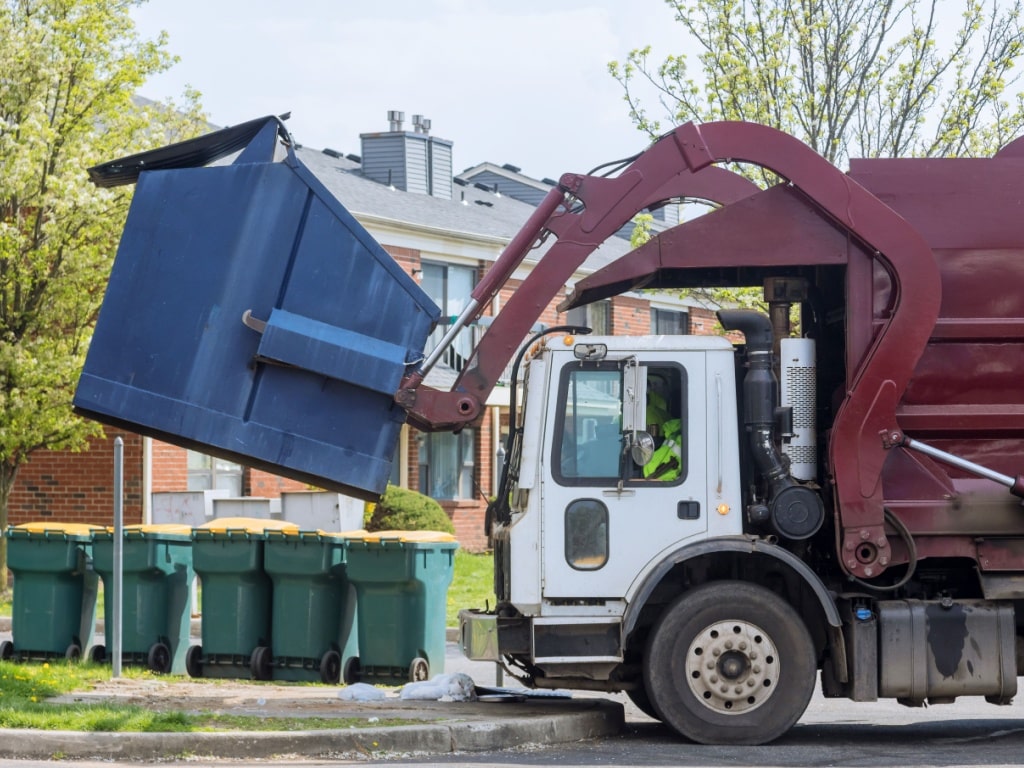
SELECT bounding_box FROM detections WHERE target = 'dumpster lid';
[361,530,457,543]
[197,517,300,534]
[10,522,103,536]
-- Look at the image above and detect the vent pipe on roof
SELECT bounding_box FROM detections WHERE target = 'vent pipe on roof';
[387,110,404,132]
[412,115,431,135]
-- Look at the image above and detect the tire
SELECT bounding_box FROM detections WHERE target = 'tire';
[319,650,341,684]
[644,581,816,745]
[408,656,429,682]
[88,644,106,664]
[147,642,172,674]
[250,646,273,681]
[64,643,82,662]
[0,640,13,661]
[185,645,203,678]
[342,656,360,685]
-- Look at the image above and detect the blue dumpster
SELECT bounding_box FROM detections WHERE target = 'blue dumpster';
[74,116,440,501]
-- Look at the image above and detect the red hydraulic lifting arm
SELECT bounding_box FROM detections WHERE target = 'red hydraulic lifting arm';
[400,122,941,580]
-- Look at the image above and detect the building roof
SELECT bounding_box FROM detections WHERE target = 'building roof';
[294,144,634,275]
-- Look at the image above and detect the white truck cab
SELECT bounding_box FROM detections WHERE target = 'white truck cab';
[463,333,743,675]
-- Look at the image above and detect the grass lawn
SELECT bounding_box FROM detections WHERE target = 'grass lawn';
[446,549,495,627]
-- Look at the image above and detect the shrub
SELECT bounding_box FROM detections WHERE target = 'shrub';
[365,484,455,535]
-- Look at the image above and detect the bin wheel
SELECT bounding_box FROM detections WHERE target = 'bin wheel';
[88,645,106,664]
[250,646,273,681]
[409,657,429,682]
[342,656,360,685]
[147,642,172,674]
[185,645,203,678]
[0,640,13,661]
[319,650,342,684]
[65,643,82,662]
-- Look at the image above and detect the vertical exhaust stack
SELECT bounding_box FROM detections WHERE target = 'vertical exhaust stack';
[718,310,824,540]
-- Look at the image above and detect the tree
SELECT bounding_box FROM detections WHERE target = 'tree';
[610,0,1024,165]
[0,0,205,590]
[611,0,1024,316]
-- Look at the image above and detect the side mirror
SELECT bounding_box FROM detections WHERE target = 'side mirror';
[630,431,655,466]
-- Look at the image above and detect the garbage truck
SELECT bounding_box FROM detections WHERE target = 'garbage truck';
[75,115,1024,744]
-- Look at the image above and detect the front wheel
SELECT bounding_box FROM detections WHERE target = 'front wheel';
[644,581,815,745]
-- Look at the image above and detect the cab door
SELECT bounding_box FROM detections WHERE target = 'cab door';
[540,353,710,601]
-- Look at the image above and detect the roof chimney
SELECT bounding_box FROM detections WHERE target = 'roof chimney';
[360,110,453,199]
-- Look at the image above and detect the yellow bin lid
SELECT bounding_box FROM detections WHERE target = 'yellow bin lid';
[319,529,370,540]
[362,530,457,543]
[122,524,193,536]
[13,522,103,535]
[196,517,300,534]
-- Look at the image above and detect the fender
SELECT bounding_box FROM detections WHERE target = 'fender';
[622,536,841,641]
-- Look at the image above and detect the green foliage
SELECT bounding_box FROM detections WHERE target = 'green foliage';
[609,0,1024,164]
[0,0,207,583]
[365,484,456,535]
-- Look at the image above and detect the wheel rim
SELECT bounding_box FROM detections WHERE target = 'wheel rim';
[685,619,779,715]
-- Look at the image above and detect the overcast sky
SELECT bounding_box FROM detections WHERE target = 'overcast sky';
[130,0,689,180]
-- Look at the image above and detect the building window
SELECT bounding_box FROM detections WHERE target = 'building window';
[651,308,689,335]
[187,451,243,496]
[567,300,611,334]
[421,261,476,371]
[418,429,475,500]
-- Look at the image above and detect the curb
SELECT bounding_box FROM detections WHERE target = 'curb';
[0,700,624,761]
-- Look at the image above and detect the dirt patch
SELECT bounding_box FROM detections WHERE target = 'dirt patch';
[52,677,455,722]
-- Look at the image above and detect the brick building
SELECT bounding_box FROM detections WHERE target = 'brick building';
[9,113,718,552]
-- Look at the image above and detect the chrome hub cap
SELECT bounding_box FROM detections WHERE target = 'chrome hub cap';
[685,619,779,714]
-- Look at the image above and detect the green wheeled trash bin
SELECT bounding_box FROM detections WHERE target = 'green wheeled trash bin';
[344,530,458,685]
[187,517,298,680]
[90,524,195,674]
[263,529,363,683]
[2,523,101,662]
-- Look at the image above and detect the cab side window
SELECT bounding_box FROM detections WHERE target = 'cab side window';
[641,367,685,483]
[554,367,623,483]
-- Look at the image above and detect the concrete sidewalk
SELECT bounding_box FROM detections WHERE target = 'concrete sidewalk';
[0,626,628,762]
